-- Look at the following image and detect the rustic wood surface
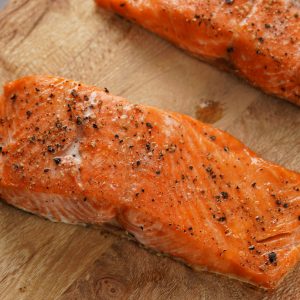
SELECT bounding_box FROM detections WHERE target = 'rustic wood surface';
[0,0,299,299]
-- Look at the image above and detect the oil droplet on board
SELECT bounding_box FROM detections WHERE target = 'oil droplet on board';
[195,100,224,123]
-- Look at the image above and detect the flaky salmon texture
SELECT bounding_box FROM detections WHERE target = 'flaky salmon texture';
[0,76,299,289]
[95,0,300,106]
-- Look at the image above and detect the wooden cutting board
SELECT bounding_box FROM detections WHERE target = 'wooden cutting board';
[0,1,299,299]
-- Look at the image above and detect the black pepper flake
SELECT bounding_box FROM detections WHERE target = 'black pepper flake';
[104,87,109,93]
[275,199,282,206]
[120,2,126,7]
[218,216,226,222]
[71,89,78,97]
[298,216,300,221]
[49,93,55,98]
[92,123,98,129]
[136,161,141,166]
[264,24,271,29]
[258,37,264,43]
[225,0,234,3]
[0,146,2,153]
[248,245,255,251]
[268,252,277,264]
[205,166,216,179]
[115,134,119,139]
[283,203,289,208]
[251,182,256,188]
[26,111,32,118]
[76,116,82,125]
[83,197,87,202]
[47,146,55,153]
[146,122,153,129]
[189,166,193,170]
[221,191,228,199]
[12,163,19,170]
[29,136,36,143]
[146,142,151,151]
[53,157,62,165]
[224,147,229,152]
[43,168,50,173]
[155,170,161,175]
[209,135,216,141]
[227,46,234,53]
[35,88,40,92]
[10,94,17,101]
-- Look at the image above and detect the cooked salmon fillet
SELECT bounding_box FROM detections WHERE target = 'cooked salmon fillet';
[95,0,300,106]
[0,76,299,289]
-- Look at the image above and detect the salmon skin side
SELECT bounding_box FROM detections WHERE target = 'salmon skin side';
[0,76,299,289]
[95,0,300,106]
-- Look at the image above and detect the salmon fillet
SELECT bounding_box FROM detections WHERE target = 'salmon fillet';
[95,0,300,106]
[0,75,299,289]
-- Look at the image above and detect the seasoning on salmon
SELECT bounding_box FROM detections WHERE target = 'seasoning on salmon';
[0,76,299,289]
[95,0,300,106]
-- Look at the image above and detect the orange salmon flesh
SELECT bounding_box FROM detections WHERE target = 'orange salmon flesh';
[0,76,299,289]
[95,0,300,106]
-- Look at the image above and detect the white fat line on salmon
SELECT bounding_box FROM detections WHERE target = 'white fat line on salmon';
[288,195,300,204]
[185,121,229,248]
[274,214,300,229]
[63,140,81,164]
[163,114,181,138]
[249,156,264,166]
[4,102,16,146]
[26,78,67,99]
[239,0,261,27]
[3,188,116,224]
[61,138,84,190]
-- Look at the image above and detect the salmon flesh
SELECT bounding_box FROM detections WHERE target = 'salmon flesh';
[0,76,299,289]
[95,0,300,106]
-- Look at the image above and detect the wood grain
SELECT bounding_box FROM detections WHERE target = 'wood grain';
[0,0,299,299]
